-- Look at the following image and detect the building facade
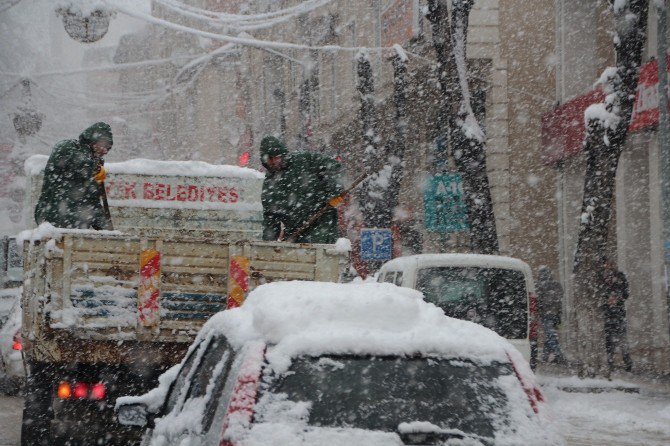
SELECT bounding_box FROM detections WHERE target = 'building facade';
[113,0,559,271]
[231,0,558,273]
[544,0,670,374]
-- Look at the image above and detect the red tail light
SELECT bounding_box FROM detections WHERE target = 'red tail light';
[507,352,542,414]
[90,383,106,400]
[239,151,250,167]
[220,344,265,446]
[12,331,21,351]
[74,382,88,399]
[56,381,106,400]
[58,382,72,400]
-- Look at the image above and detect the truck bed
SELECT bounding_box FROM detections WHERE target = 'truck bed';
[22,232,347,355]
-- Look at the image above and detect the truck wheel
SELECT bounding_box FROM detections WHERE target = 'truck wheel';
[21,362,53,446]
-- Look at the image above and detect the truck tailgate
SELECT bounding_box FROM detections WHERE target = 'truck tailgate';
[23,232,347,344]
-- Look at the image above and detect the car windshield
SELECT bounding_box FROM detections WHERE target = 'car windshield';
[257,356,513,440]
[416,267,528,339]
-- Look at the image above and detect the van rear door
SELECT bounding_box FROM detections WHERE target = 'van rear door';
[415,266,528,340]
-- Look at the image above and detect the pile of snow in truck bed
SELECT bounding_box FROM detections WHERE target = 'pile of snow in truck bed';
[24,154,264,179]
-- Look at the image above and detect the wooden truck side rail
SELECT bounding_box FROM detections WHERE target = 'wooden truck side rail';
[22,232,348,364]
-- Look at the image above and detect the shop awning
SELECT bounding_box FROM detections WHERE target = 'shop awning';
[542,55,670,164]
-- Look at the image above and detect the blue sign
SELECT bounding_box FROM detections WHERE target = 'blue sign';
[424,174,469,233]
[360,228,393,261]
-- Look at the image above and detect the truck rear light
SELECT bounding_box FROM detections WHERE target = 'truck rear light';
[90,383,106,400]
[12,330,21,350]
[74,382,88,399]
[58,382,72,399]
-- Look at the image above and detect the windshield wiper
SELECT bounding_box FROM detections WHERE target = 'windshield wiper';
[396,422,491,446]
[398,430,465,444]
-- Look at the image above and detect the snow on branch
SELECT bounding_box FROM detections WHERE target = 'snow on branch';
[392,44,408,62]
[355,49,370,63]
[584,67,622,134]
[452,3,485,143]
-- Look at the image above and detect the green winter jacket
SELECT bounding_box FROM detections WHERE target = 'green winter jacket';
[261,138,343,244]
[34,122,113,230]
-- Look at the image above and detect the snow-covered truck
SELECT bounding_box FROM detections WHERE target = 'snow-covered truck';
[19,156,349,445]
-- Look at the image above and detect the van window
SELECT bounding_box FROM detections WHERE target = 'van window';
[416,267,527,339]
[394,271,403,286]
[383,272,395,284]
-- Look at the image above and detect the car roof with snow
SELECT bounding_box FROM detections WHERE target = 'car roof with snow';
[193,281,521,372]
[380,253,532,273]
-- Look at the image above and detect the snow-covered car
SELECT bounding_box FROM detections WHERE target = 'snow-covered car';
[116,282,562,446]
[0,287,24,394]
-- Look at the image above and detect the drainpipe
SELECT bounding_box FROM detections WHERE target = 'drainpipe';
[657,1,670,338]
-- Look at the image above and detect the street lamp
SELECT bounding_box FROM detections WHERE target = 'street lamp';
[56,6,114,43]
[11,79,42,138]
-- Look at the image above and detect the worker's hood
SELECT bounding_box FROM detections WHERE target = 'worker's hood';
[79,122,113,147]
[260,136,288,169]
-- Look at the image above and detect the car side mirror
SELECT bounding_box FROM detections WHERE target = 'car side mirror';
[117,402,148,427]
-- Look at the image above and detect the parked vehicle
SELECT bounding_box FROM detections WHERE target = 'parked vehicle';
[0,287,24,394]
[377,254,538,365]
[1,236,22,289]
[117,281,562,446]
[20,157,349,445]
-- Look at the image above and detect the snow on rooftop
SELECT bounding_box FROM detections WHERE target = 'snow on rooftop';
[24,154,264,179]
[200,281,513,373]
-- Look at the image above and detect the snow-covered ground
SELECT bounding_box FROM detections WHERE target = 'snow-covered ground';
[0,396,22,446]
[539,374,670,446]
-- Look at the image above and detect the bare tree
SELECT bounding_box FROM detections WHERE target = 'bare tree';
[383,46,410,229]
[426,0,499,254]
[572,0,649,377]
[356,51,386,229]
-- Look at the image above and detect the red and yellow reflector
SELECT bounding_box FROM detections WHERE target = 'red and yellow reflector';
[227,256,250,309]
[138,248,161,327]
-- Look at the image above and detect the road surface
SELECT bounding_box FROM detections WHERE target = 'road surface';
[0,377,669,445]
[0,396,21,446]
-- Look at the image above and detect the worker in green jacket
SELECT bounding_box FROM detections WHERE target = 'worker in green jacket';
[35,122,113,230]
[260,136,343,244]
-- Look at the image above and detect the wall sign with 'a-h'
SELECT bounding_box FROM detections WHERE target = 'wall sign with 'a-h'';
[424,174,469,233]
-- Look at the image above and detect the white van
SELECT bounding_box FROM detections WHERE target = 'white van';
[377,254,536,363]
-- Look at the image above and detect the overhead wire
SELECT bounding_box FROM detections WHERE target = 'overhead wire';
[0,0,22,14]
[107,0,390,54]
[0,55,201,79]
[156,0,333,23]
[155,0,334,32]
